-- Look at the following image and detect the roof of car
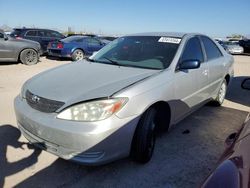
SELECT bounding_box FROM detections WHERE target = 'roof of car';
[125,32,201,38]
[13,28,58,31]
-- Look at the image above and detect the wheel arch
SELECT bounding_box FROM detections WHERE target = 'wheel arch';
[132,100,172,134]
[129,100,172,157]
[71,48,85,55]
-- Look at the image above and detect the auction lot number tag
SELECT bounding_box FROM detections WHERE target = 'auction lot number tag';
[158,37,181,44]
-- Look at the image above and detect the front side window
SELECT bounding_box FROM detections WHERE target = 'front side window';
[26,30,37,37]
[180,37,204,62]
[201,36,222,61]
[0,32,4,38]
[91,36,180,70]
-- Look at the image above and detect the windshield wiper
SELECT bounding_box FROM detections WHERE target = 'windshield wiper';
[103,57,120,66]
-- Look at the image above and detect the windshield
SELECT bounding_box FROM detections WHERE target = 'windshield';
[91,36,180,70]
[224,41,239,46]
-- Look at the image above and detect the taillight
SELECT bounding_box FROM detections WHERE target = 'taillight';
[57,43,63,49]
[16,36,23,39]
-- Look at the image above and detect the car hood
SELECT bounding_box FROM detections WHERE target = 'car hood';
[25,61,160,106]
[9,37,40,46]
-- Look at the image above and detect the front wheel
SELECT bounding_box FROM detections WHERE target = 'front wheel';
[20,49,38,65]
[212,79,227,106]
[131,108,157,163]
[72,49,84,61]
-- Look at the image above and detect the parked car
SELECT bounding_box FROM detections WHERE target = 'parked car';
[222,41,244,54]
[47,36,106,61]
[67,33,97,37]
[0,29,41,65]
[201,78,250,188]
[239,39,250,53]
[14,32,234,165]
[10,28,65,54]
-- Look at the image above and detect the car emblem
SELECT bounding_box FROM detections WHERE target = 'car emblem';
[31,95,40,103]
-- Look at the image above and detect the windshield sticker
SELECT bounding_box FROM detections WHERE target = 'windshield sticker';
[158,37,181,44]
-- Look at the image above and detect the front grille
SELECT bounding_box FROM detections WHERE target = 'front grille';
[26,90,65,113]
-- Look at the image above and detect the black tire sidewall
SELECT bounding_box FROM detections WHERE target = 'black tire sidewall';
[132,108,157,163]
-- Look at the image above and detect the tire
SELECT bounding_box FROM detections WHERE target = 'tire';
[212,79,227,106]
[20,49,38,65]
[131,108,157,163]
[72,49,84,61]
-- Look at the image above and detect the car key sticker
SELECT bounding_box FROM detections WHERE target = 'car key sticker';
[158,37,181,44]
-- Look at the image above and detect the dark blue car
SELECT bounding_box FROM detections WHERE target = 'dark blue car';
[47,36,107,61]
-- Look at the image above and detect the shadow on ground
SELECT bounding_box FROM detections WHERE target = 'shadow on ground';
[1,106,248,188]
[46,55,70,61]
[0,62,19,66]
[0,125,42,188]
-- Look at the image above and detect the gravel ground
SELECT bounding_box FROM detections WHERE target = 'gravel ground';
[0,56,249,188]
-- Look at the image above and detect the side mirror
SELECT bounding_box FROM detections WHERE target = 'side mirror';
[179,60,201,70]
[241,78,250,90]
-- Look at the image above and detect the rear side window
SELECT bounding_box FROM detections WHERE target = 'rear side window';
[26,30,37,37]
[37,30,45,37]
[87,38,101,45]
[181,37,204,62]
[201,36,223,61]
[50,31,63,38]
[44,30,63,38]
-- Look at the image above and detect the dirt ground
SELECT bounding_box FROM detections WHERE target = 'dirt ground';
[0,56,249,188]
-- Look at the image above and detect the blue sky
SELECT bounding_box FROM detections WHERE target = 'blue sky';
[0,0,249,37]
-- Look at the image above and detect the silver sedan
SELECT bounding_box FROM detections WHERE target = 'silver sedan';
[14,32,234,165]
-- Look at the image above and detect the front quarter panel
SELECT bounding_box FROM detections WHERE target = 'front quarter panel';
[114,70,174,119]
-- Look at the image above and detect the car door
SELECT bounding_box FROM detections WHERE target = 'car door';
[0,32,16,60]
[200,36,224,95]
[173,36,207,122]
[87,38,103,53]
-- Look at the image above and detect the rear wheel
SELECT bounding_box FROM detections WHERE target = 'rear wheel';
[131,108,157,163]
[72,49,84,61]
[20,49,38,65]
[212,79,227,106]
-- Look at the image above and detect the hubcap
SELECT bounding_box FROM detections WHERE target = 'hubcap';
[218,82,226,103]
[75,51,83,60]
[26,51,36,63]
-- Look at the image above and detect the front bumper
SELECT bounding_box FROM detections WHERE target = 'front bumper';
[14,96,139,165]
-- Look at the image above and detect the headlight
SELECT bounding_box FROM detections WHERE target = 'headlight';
[57,98,128,122]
